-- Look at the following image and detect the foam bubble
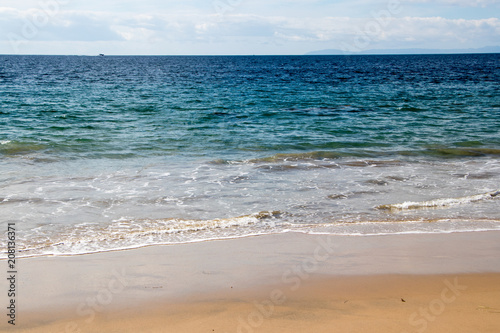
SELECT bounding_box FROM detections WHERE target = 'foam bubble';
[9,211,284,258]
[377,190,500,211]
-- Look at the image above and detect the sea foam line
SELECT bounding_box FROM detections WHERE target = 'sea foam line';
[2,211,285,259]
[377,190,500,211]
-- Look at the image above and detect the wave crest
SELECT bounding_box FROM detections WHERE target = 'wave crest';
[377,190,500,211]
[15,211,284,257]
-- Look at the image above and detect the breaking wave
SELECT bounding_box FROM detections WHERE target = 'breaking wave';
[12,211,284,258]
[377,190,500,211]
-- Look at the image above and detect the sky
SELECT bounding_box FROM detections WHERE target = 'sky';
[0,0,499,55]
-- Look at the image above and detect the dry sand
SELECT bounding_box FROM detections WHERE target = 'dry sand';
[2,231,500,332]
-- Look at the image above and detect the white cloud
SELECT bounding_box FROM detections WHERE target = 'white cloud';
[389,17,500,42]
[0,3,498,54]
[407,0,499,6]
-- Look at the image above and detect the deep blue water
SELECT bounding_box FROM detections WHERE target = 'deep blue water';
[1,54,499,160]
[1,54,499,257]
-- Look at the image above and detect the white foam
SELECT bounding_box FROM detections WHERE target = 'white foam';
[377,190,500,211]
[2,211,283,258]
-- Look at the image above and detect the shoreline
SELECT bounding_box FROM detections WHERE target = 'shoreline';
[2,230,500,332]
[8,225,500,260]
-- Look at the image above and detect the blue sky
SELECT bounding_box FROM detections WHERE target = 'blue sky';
[1,0,499,55]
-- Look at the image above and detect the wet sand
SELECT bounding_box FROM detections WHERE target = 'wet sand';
[2,231,500,332]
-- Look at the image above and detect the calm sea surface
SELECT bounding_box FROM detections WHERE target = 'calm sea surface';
[1,54,499,257]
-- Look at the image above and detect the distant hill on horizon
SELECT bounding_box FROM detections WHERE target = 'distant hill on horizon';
[306,46,500,55]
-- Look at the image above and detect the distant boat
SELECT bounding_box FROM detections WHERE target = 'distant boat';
[99,54,105,57]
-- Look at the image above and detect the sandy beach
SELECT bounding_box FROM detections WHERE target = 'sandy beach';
[2,231,500,333]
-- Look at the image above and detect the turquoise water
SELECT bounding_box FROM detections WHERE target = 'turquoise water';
[1,54,499,257]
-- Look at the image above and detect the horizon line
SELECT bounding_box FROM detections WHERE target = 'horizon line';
[1,52,499,57]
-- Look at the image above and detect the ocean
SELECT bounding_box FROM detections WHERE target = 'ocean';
[1,54,499,257]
